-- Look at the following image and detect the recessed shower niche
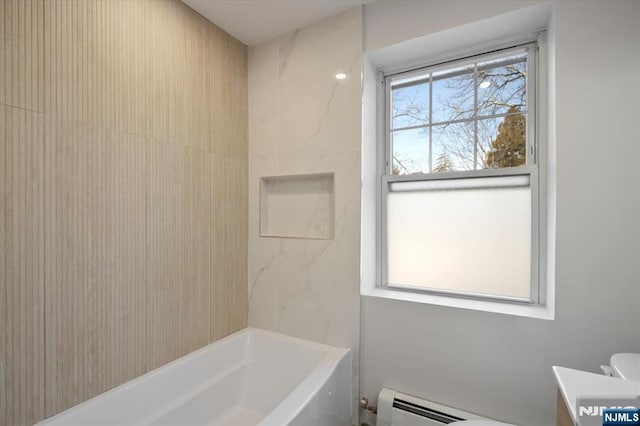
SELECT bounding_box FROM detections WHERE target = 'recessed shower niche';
[260,173,335,239]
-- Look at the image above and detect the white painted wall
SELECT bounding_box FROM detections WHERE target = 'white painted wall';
[364,0,545,52]
[360,1,640,425]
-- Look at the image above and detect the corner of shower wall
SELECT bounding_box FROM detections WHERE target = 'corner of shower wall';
[247,5,363,424]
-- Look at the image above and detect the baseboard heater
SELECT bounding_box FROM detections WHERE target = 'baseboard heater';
[376,388,494,426]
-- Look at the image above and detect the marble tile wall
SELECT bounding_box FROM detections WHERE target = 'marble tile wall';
[248,6,362,411]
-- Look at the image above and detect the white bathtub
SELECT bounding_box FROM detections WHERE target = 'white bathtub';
[38,328,352,426]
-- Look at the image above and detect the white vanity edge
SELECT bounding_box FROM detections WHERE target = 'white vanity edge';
[552,366,640,423]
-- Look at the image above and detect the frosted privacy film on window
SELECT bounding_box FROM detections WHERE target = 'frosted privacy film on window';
[386,182,532,299]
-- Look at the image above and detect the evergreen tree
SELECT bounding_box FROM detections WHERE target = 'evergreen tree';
[485,106,526,168]
[434,149,454,172]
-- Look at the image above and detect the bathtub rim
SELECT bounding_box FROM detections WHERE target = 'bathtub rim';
[37,326,350,425]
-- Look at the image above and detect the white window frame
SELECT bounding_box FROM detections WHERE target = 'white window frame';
[378,37,546,306]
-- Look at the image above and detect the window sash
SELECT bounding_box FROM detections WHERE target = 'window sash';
[385,43,536,176]
[381,169,540,304]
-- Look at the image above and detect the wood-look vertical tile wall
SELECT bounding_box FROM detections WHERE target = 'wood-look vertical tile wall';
[0,105,46,426]
[0,0,248,424]
[44,120,150,415]
[212,155,248,341]
[0,0,44,112]
[1,1,46,424]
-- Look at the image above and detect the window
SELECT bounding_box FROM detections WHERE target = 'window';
[381,42,543,304]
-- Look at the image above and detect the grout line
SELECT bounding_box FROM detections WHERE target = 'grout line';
[0,102,43,115]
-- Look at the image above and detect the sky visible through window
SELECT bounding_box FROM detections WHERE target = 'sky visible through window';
[390,53,528,175]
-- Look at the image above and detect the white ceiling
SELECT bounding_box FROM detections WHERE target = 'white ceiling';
[181,0,373,46]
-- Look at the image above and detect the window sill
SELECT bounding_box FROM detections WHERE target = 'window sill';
[361,286,554,320]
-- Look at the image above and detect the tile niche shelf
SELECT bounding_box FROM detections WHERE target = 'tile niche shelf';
[260,173,335,240]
